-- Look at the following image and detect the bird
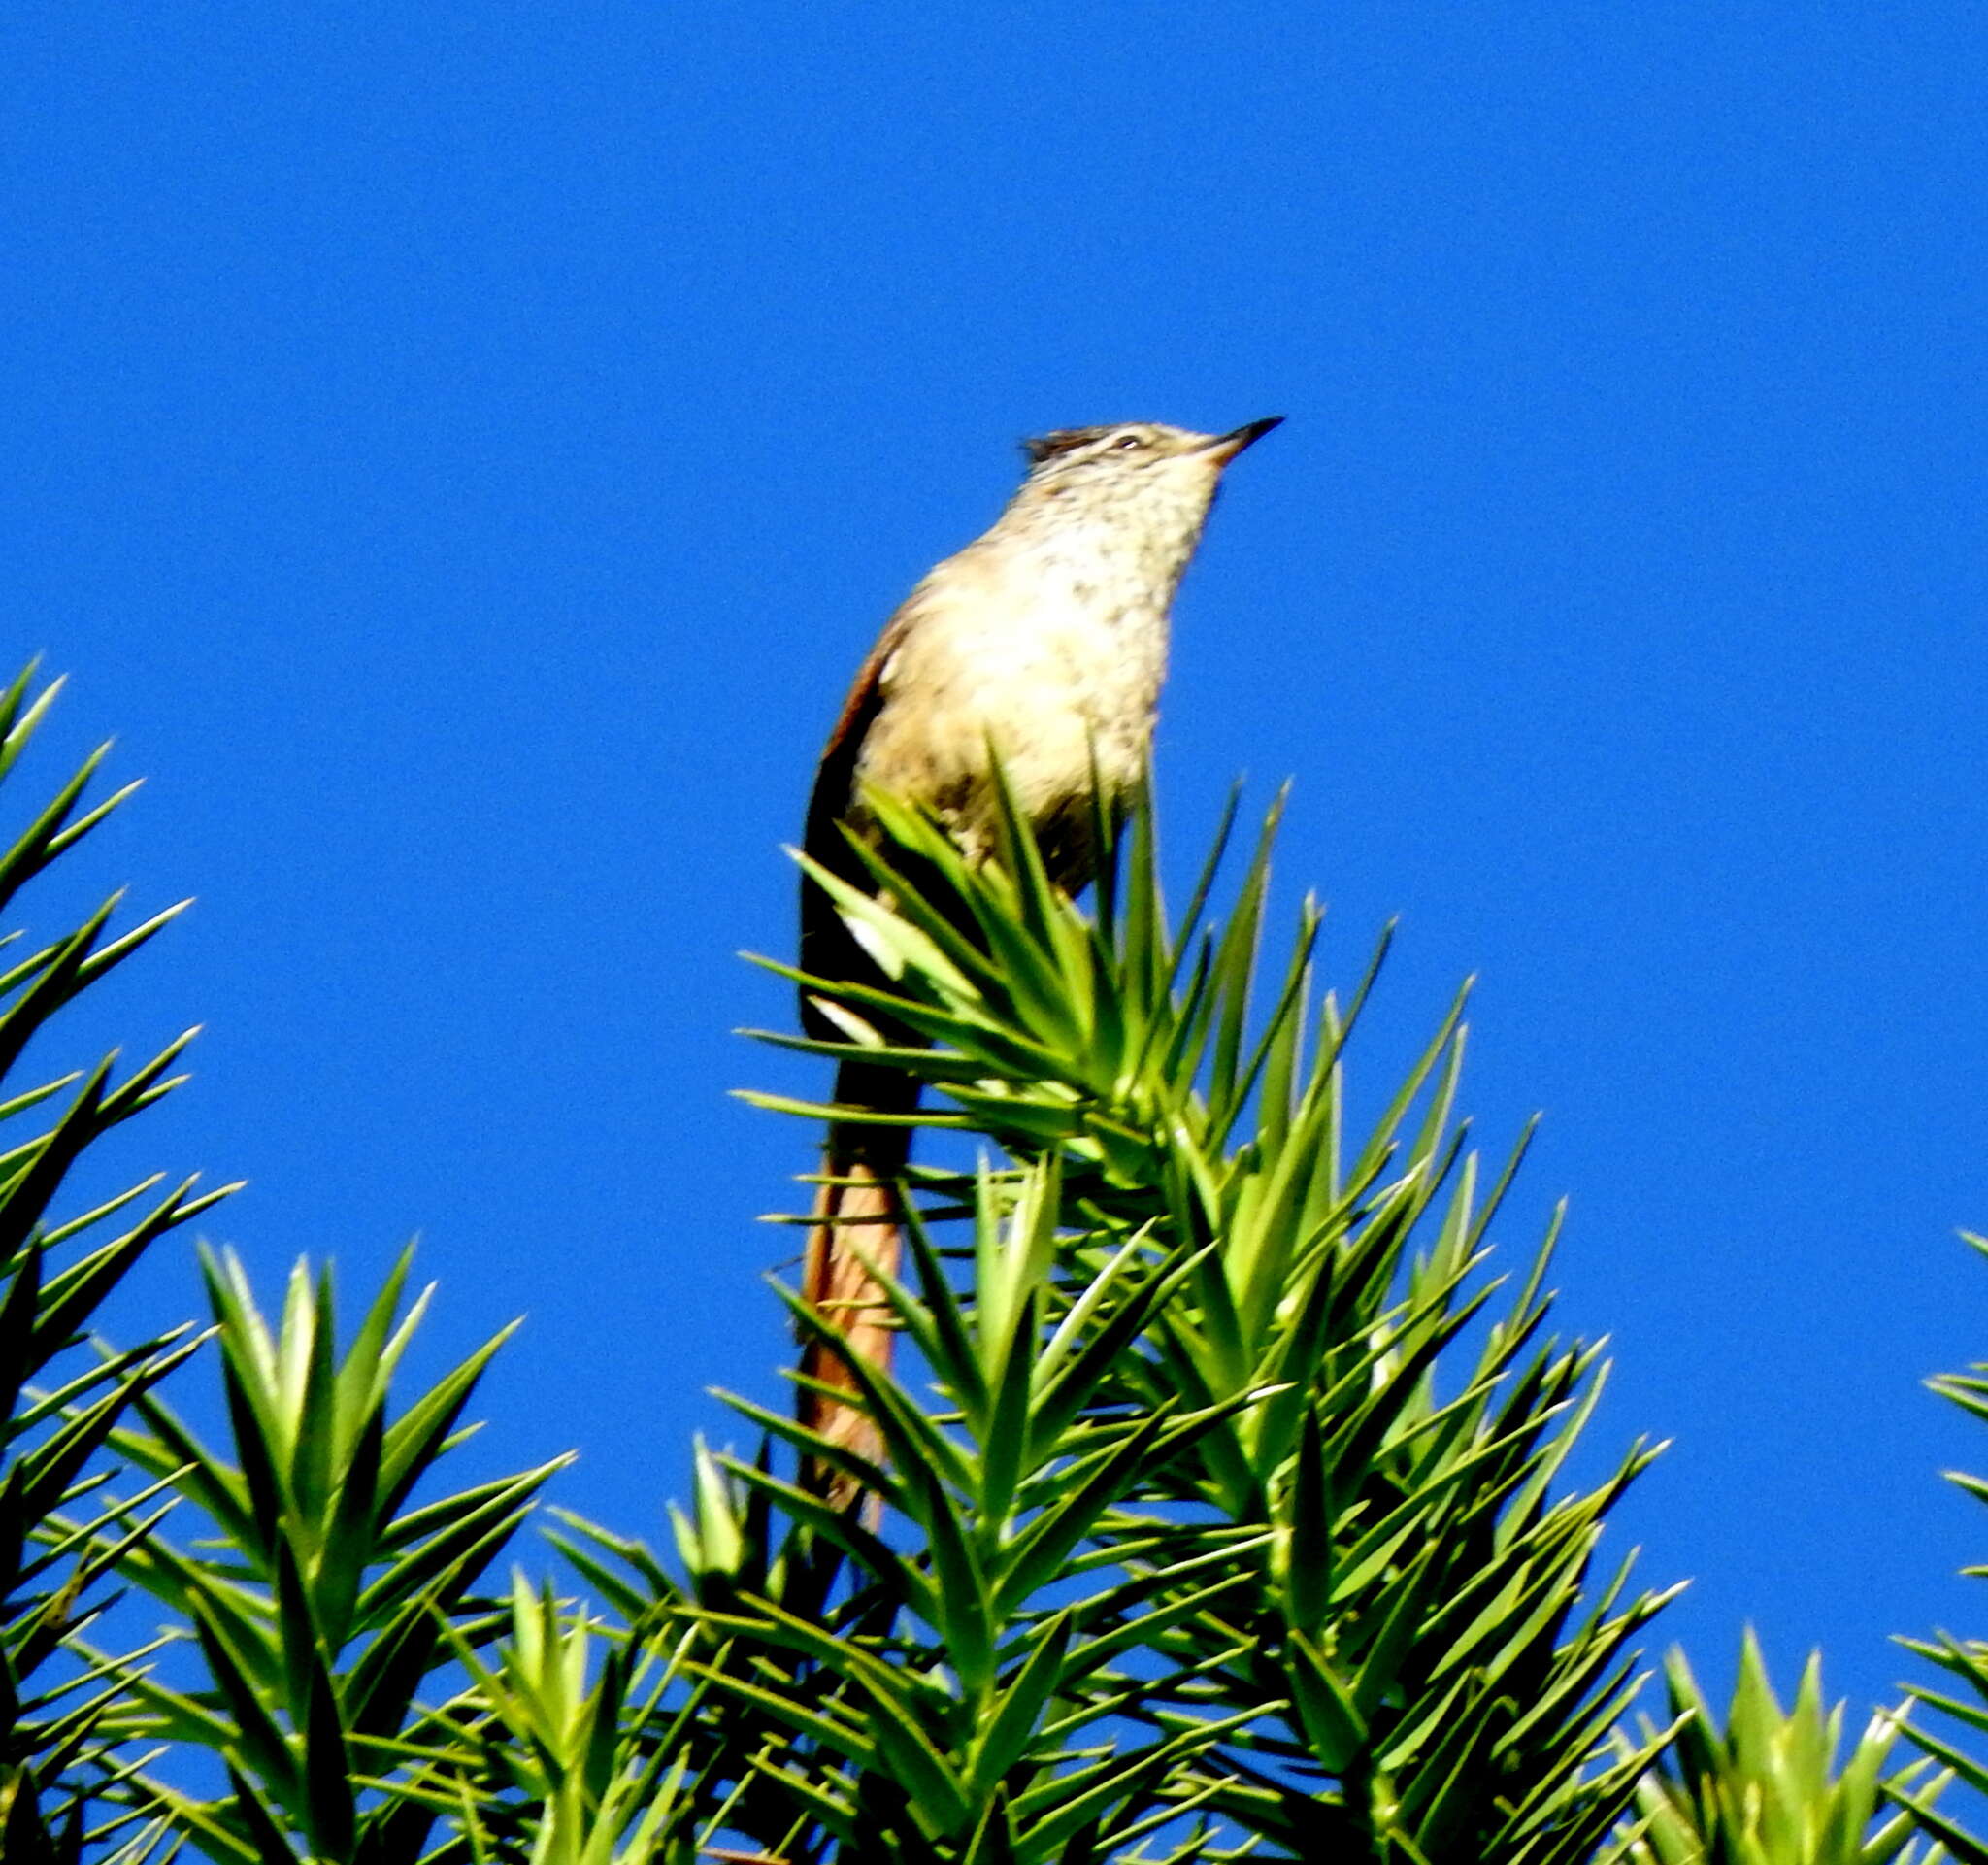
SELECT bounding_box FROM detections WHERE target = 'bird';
[795,416,1282,1506]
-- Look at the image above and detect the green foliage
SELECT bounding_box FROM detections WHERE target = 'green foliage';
[1891,1234,1988,1865]
[4,668,1977,1865]
[71,1246,570,1863]
[662,782,1677,1861]
[399,1574,708,1865]
[1622,1633,1938,1865]
[0,665,237,1857]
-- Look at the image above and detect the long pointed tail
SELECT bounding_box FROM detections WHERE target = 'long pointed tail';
[797,1058,917,1509]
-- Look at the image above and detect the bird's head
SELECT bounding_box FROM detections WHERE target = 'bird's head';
[1009,417,1282,545]
[1021,417,1283,477]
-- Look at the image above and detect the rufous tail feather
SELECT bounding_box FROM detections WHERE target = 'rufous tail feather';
[797,1058,916,1511]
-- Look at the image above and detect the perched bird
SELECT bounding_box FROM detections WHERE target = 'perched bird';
[797,416,1282,1503]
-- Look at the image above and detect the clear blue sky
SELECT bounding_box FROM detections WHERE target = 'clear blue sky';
[7,3,1986,1729]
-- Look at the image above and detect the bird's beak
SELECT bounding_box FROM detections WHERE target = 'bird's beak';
[1198,416,1285,464]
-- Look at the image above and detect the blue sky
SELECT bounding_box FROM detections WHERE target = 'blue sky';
[6,2,1986,1729]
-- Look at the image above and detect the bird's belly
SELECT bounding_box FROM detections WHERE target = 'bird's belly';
[855,596,1164,882]
[959,620,1153,786]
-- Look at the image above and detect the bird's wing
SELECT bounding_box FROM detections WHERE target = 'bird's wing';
[798,605,912,1036]
[806,621,899,846]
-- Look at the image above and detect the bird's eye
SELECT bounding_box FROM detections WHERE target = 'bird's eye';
[1112,432,1145,450]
